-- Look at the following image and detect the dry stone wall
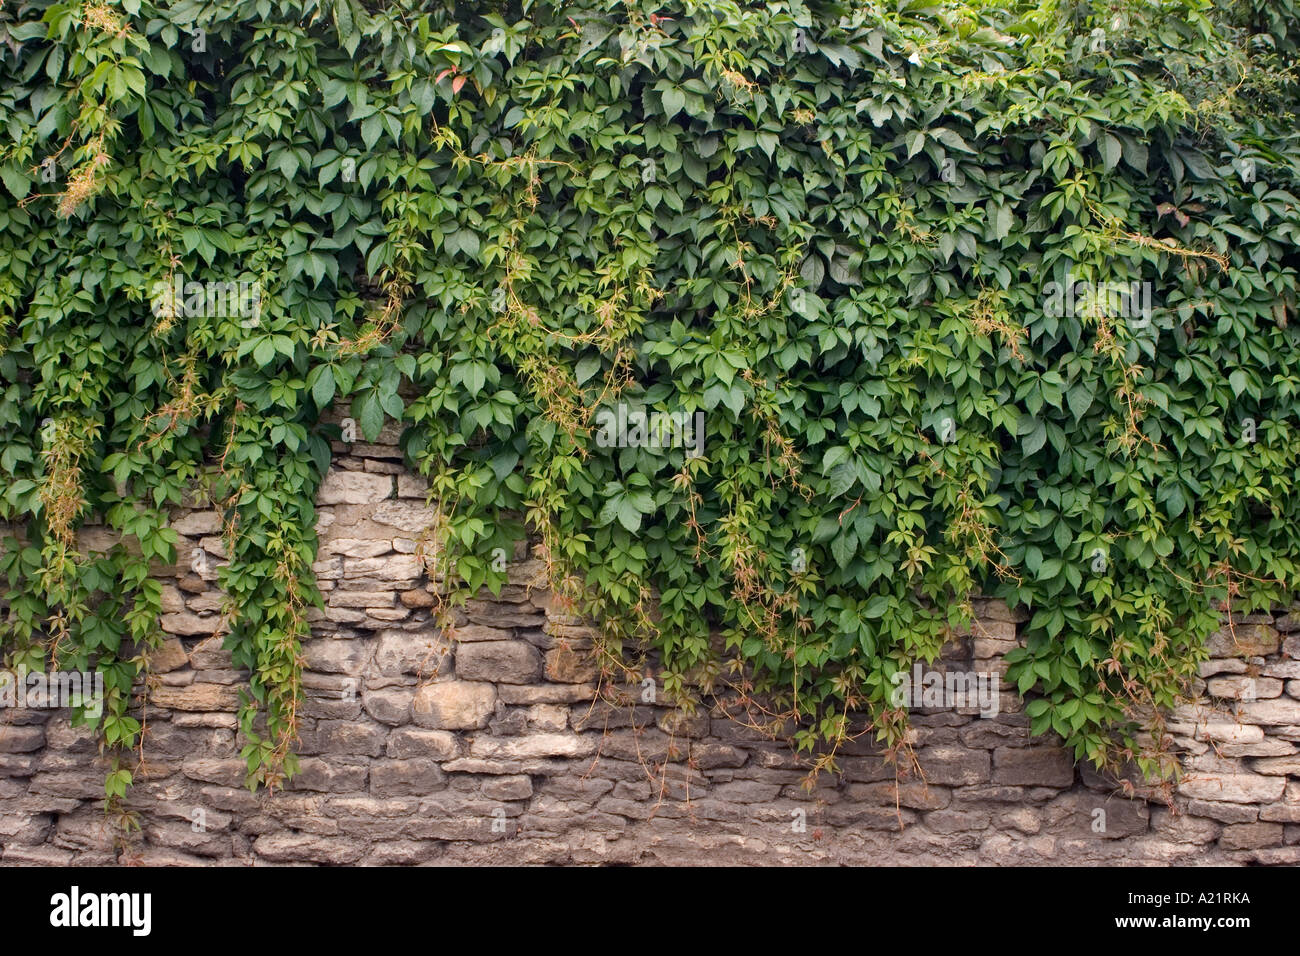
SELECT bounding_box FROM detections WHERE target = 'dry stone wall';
[3,429,1300,866]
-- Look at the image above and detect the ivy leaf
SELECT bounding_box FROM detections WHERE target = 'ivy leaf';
[0,165,31,200]
[1022,420,1047,455]
[1121,135,1148,173]
[1066,384,1094,421]
[831,531,856,568]
[662,87,684,119]
[354,392,384,441]
[827,463,856,499]
[617,498,642,532]
[991,202,1012,241]
[253,338,277,367]
[862,594,890,619]
[800,253,825,289]
[575,354,601,386]
[1099,132,1121,172]
[310,366,336,407]
[905,130,926,159]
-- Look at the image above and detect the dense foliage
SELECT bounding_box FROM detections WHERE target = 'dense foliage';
[2,0,1299,795]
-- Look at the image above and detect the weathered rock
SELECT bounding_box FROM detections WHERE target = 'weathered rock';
[363,607,410,623]
[0,727,46,753]
[172,511,224,536]
[1218,738,1296,757]
[1259,802,1300,823]
[1263,661,1300,679]
[370,759,445,796]
[468,733,595,760]
[544,645,598,683]
[1149,808,1219,845]
[160,612,220,637]
[318,470,393,505]
[361,686,414,726]
[992,746,1074,788]
[1199,658,1247,677]
[400,589,436,609]
[386,728,460,761]
[150,637,190,673]
[328,590,396,608]
[252,833,364,864]
[302,638,369,675]
[482,775,534,801]
[1219,822,1284,850]
[397,474,430,498]
[1207,624,1280,658]
[1236,698,1300,725]
[456,641,542,684]
[321,538,393,558]
[150,683,239,712]
[370,500,437,533]
[917,746,992,786]
[1050,793,1150,839]
[297,720,387,758]
[690,742,748,770]
[412,681,497,730]
[182,758,248,788]
[454,624,513,643]
[374,631,450,677]
[847,781,951,811]
[497,683,597,704]
[287,758,368,793]
[1249,755,1300,775]
[1177,773,1287,804]
[1207,676,1284,700]
[656,709,710,738]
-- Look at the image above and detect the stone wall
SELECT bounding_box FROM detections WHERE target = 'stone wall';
[3,428,1300,866]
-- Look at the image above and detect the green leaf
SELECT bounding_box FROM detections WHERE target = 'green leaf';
[616,498,642,532]
[355,392,384,441]
[662,87,684,119]
[0,165,31,200]
[1099,133,1121,172]
[905,130,926,159]
[253,338,277,367]
[827,463,856,499]
[862,594,890,619]
[575,354,601,386]
[1066,384,1094,421]
[311,366,336,407]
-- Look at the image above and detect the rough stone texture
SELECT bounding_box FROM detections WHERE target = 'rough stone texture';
[1206,624,1280,658]
[412,682,497,730]
[456,641,542,684]
[317,470,394,505]
[4,440,1297,866]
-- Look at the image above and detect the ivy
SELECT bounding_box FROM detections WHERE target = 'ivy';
[2,0,1300,796]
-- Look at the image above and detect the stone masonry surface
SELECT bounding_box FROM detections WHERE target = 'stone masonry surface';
[3,421,1300,865]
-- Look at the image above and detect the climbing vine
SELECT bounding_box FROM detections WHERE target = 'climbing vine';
[3,0,1300,797]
